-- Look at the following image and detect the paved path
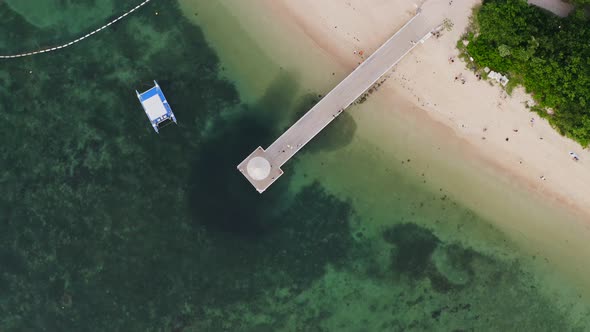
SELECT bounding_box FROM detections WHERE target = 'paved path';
[527,0,573,17]
[238,8,440,193]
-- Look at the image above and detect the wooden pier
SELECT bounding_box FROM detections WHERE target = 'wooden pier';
[238,9,438,193]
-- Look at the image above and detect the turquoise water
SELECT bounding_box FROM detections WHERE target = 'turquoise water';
[1,1,589,331]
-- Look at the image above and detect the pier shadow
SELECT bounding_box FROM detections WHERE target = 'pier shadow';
[186,71,304,236]
[287,93,358,154]
[308,110,357,153]
[250,70,302,138]
[186,113,283,237]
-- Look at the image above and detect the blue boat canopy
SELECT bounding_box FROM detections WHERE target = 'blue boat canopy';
[136,81,177,133]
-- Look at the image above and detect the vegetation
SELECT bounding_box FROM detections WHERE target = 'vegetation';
[462,0,590,146]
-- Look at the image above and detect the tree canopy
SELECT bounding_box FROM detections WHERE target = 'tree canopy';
[465,0,590,146]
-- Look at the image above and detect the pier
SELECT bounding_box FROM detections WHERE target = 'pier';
[238,9,440,193]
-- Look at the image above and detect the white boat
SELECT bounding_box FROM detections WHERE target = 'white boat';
[136,81,177,133]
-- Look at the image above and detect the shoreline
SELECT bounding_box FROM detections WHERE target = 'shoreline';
[179,0,590,295]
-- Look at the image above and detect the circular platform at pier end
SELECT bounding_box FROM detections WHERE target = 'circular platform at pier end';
[246,156,271,180]
[237,146,284,193]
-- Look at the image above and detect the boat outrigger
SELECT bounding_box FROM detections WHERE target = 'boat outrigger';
[136,81,177,133]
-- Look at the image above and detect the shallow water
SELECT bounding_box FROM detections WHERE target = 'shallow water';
[1,1,589,331]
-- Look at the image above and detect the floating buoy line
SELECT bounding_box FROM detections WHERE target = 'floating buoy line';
[0,0,152,59]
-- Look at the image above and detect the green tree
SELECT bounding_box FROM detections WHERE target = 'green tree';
[498,44,512,57]
[464,0,590,146]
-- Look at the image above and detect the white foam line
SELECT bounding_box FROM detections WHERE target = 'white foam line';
[0,0,153,59]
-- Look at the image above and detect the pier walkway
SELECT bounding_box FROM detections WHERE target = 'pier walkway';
[238,8,440,193]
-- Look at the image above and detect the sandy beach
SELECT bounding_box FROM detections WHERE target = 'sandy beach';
[179,0,590,294]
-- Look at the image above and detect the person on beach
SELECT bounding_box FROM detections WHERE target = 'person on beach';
[569,152,580,161]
